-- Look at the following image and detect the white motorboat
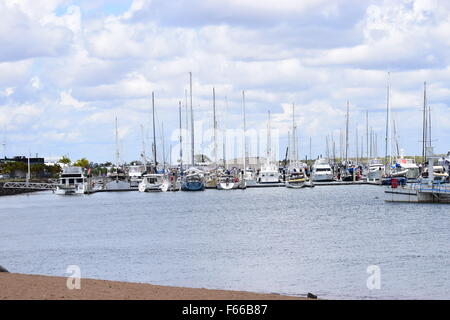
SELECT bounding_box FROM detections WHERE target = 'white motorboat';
[367,159,385,181]
[243,168,257,186]
[128,165,146,188]
[258,163,280,183]
[138,173,169,192]
[55,166,87,195]
[311,158,334,182]
[395,156,420,180]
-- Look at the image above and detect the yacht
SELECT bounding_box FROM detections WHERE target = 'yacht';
[311,158,334,182]
[55,166,87,195]
[395,156,420,180]
[258,162,280,183]
[128,165,146,188]
[181,167,205,191]
[138,173,169,192]
[367,159,385,181]
[243,168,257,186]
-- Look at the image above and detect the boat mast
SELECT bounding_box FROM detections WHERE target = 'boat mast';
[242,90,247,171]
[179,101,183,173]
[422,82,427,165]
[267,110,271,164]
[292,103,296,164]
[385,72,391,170]
[223,96,228,169]
[152,92,157,172]
[345,101,349,165]
[190,72,195,166]
[366,110,369,164]
[115,116,120,169]
[185,89,189,166]
[213,87,217,166]
[161,122,166,172]
[140,124,146,167]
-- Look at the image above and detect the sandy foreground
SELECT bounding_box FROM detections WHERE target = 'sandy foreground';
[0,273,308,300]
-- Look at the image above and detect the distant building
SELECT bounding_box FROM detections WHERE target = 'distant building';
[0,156,45,165]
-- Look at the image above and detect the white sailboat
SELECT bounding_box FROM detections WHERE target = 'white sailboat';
[258,110,280,184]
[138,173,169,192]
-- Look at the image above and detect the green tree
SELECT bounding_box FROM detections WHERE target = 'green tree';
[73,158,89,168]
[59,156,71,165]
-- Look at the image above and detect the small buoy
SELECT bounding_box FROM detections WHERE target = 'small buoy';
[0,265,9,273]
[307,292,318,299]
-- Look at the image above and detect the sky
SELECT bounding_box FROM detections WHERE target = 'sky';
[1,0,450,163]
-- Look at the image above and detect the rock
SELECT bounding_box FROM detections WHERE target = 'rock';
[0,265,9,273]
[307,292,318,299]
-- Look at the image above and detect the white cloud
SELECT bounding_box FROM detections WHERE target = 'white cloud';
[1,0,450,161]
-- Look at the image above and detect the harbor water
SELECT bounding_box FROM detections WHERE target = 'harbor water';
[1,185,449,299]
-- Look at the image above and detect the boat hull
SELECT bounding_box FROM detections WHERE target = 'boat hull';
[312,174,334,182]
[181,181,205,191]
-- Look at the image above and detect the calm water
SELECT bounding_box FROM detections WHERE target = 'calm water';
[1,185,449,299]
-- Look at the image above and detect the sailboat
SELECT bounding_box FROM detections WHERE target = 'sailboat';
[181,72,205,191]
[139,92,169,192]
[285,103,311,188]
[258,110,280,183]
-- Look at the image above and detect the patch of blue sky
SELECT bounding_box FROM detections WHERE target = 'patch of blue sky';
[55,1,133,17]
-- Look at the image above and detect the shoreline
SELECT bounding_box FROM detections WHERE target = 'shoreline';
[0,273,309,300]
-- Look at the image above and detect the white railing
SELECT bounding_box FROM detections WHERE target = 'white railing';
[2,182,58,190]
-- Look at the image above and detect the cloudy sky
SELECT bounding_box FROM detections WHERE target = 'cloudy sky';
[1,0,449,163]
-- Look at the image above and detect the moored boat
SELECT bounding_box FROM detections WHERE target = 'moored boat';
[138,173,169,192]
[55,166,87,195]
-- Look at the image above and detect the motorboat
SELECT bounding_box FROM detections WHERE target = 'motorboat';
[395,156,420,180]
[367,159,385,181]
[138,173,169,192]
[243,168,257,186]
[258,162,280,183]
[55,166,87,195]
[128,165,146,188]
[311,158,333,182]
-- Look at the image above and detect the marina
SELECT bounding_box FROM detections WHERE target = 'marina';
[1,185,449,300]
[2,0,450,304]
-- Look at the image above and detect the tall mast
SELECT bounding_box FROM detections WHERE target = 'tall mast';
[140,124,146,167]
[355,127,359,164]
[267,110,271,163]
[422,82,427,164]
[152,91,157,171]
[428,102,432,151]
[179,101,183,172]
[190,72,195,166]
[185,89,189,165]
[366,110,369,163]
[213,87,217,165]
[345,101,349,164]
[292,102,296,163]
[223,96,228,169]
[161,122,166,171]
[385,72,391,168]
[242,90,247,170]
[115,116,119,168]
